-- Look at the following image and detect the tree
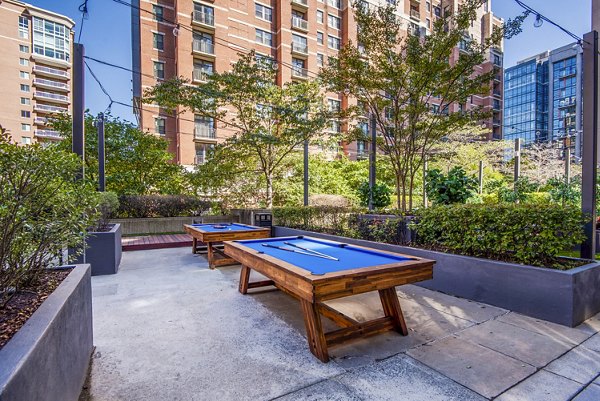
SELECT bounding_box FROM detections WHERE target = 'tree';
[520,142,580,184]
[146,51,332,208]
[425,166,478,205]
[320,0,525,212]
[53,113,187,195]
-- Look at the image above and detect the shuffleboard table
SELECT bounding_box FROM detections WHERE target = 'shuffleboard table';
[183,223,271,269]
[224,236,435,362]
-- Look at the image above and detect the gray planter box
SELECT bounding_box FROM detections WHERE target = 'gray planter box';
[0,264,93,401]
[74,223,122,276]
[110,216,197,235]
[274,226,600,327]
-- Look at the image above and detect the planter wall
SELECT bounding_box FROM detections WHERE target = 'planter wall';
[0,264,93,401]
[274,226,600,327]
[110,216,196,235]
[73,224,122,276]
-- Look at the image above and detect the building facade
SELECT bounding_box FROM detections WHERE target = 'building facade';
[504,43,583,157]
[132,0,504,166]
[0,0,74,144]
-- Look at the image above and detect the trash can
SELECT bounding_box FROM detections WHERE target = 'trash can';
[253,212,272,228]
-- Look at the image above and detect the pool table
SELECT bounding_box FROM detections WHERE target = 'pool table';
[224,236,435,362]
[184,223,271,269]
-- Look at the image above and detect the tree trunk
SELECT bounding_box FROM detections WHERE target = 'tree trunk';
[396,175,402,210]
[265,172,273,208]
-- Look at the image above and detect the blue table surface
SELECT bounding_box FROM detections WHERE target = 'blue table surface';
[234,236,415,275]
[190,223,261,232]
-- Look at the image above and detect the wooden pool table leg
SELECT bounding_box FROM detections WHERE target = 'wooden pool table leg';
[300,299,329,363]
[192,237,197,254]
[379,287,408,336]
[239,265,251,294]
[207,242,215,269]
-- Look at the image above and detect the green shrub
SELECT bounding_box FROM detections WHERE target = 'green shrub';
[412,204,587,268]
[497,177,539,203]
[96,191,120,231]
[0,132,99,306]
[425,167,478,205]
[117,195,212,218]
[357,182,392,209]
[347,215,412,245]
[524,192,551,205]
[273,206,363,235]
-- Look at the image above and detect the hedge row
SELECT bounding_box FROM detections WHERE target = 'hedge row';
[116,195,212,218]
[272,206,364,235]
[412,204,587,267]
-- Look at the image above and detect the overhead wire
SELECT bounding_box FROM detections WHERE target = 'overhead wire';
[77,0,89,42]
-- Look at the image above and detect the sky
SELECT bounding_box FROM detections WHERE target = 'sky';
[26,0,593,124]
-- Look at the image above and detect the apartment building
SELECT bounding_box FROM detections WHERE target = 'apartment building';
[0,0,74,144]
[504,43,583,158]
[132,0,504,166]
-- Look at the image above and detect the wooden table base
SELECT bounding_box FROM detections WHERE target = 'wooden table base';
[238,265,409,362]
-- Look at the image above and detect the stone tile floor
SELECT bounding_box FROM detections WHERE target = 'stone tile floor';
[81,247,600,401]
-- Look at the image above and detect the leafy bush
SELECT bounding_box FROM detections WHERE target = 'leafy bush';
[412,204,586,268]
[309,194,353,207]
[117,195,212,218]
[357,182,392,209]
[347,215,412,245]
[96,191,120,231]
[497,177,539,203]
[273,206,364,235]
[0,132,99,306]
[425,167,478,205]
[547,177,581,206]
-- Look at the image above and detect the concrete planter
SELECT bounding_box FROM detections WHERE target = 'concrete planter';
[0,264,93,401]
[110,216,197,235]
[74,224,122,276]
[274,226,600,327]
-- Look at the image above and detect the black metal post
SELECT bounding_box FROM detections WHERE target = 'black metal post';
[72,43,85,180]
[303,139,309,206]
[478,160,484,194]
[581,31,599,259]
[368,113,376,211]
[97,113,106,192]
[513,138,521,185]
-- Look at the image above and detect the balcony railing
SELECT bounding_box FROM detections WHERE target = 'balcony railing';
[34,104,68,113]
[292,16,308,31]
[33,78,69,91]
[193,40,215,55]
[493,89,501,97]
[32,65,69,79]
[194,126,216,139]
[193,70,211,82]
[34,91,70,103]
[292,67,308,79]
[34,117,48,125]
[34,130,62,140]
[291,42,308,55]
[291,0,308,7]
[192,11,215,27]
[410,9,420,20]
[195,154,206,164]
[493,119,501,126]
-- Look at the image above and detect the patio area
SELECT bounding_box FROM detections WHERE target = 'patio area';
[82,247,600,401]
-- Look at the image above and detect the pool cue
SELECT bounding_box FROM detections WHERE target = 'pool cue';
[283,241,339,261]
[260,244,338,261]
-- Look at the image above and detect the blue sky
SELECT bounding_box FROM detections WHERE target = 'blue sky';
[27,0,592,123]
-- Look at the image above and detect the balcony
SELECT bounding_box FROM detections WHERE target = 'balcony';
[291,42,308,56]
[292,67,308,79]
[493,89,502,97]
[410,9,420,21]
[192,40,215,56]
[34,117,48,125]
[291,0,308,9]
[493,73,502,82]
[32,65,69,80]
[492,101,501,111]
[193,70,212,82]
[34,104,68,114]
[34,91,70,104]
[34,130,63,140]
[33,78,69,92]
[194,126,216,140]
[493,119,501,126]
[292,16,309,32]
[192,11,215,28]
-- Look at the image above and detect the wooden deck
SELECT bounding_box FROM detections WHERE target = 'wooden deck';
[122,233,193,251]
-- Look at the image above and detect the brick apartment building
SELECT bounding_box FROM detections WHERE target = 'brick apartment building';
[131,0,504,167]
[0,0,74,144]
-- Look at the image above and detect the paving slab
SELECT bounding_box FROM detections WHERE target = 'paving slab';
[573,383,600,401]
[545,345,600,385]
[407,336,535,398]
[274,378,362,401]
[456,319,574,367]
[497,312,594,344]
[334,355,486,401]
[496,370,582,401]
[581,333,600,353]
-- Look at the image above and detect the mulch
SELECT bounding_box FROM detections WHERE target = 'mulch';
[0,269,71,350]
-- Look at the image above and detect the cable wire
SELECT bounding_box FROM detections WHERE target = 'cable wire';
[77,0,89,42]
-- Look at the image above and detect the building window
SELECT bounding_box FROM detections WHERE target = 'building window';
[21,136,31,145]
[155,117,166,135]
[434,6,441,17]
[153,33,164,50]
[255,3,272,21]
[19,44,29,53]
[19,58,29,66]
[21,110,31,118]
[426,1,431,12]
[21,123,31,132]
[153,5,164,22]
[193,31,214,54]
[20,71,29,79]
[317,31,324,45]
[153,61,165,79]
[255,29,273,46]
[194,3,214,25]
[20,97,30,105]
[20,84,30,92]
[194,115,215,138]
[328,98,341,112]
[317,53,324,67]
[327,35,340,50]
[328,14,341,30]
[292,58,305,77]
[292,34,307,51]
[328,119,341,133]
[327,0,341,9]
[193,60,214,81]
[19,16,29,39]
[317,10,324,24]
[195,143,214,164]
[32,17,70,62]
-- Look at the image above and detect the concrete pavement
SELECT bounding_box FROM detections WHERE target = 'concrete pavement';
[82,247,600,400]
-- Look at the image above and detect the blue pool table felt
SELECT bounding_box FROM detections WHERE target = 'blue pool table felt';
[234,236,415,275]
[190,223,262,232]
